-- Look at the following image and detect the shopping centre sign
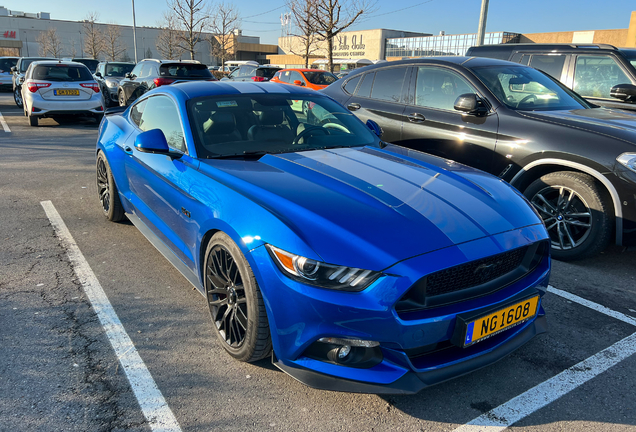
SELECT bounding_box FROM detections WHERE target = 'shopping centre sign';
[2,30,18,39]
[333,34,367,58]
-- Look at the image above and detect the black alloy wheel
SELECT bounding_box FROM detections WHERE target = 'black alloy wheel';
[14,86,23,108]
[96,152,124,222]
[524,171,612,261]
[204,232,271,362]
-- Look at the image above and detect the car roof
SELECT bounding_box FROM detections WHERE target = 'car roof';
[31,60,90,67]
[468,43,620,53]
[150,81,325,101]
[341,56,523,77]
[280,68,329,73]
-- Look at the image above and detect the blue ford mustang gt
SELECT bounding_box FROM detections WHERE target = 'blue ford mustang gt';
[96,81,550,394]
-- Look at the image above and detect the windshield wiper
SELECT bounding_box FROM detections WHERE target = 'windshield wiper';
[206,150,271,159]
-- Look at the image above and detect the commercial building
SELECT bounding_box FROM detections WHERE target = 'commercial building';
[0,6,278,64]
[268,29,429,69]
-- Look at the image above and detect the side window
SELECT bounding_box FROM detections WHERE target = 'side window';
[140,63,153,78]
[130,98,147,127]
[343,75,361,94]
[239,65,256,77]
[290,71,304,84]
[138,96,185,152]
[574,55,632,99]
[518,55,531,66]
[414,67,476,111]
[130,63,143,78]
[356,72,374,98]
[370,67,407,103]
[529,55,566,80]
[279,70,291,82]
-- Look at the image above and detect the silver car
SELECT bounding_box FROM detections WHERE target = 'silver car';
[21,61,104,127]
[0,57,18,91]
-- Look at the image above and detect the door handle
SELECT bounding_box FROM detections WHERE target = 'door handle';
[347,103,361,111]
[407,113,425,123]
[124,146,133,155]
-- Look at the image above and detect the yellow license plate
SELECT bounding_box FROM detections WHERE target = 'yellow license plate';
[464,296,539,347]
[55,89,80,96]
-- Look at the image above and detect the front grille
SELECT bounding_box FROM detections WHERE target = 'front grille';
[426,247,527,297]
[396,241,547,317]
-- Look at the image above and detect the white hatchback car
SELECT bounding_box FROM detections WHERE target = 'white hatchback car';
[21,60,104,126]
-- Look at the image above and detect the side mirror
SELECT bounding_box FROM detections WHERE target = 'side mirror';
[610,84,636,102]
[134,129,182,159]
[293,80,305,86]
[18,76,24,84]
[454,93,488,115]
[125,72,132,79]
[95,72,102,78]
[366,119,383,138]
[10,66,16,73]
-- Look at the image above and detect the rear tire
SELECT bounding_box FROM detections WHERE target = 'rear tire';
[204,232,272,362]
[96,152,125,222]
[524,171,613,261]
[28,114,38,127]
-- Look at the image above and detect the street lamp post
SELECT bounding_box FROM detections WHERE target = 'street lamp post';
[132,0,138,62]
[476,0,489,47]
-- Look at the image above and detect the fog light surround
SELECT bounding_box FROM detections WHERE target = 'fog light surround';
[302,337,383,368]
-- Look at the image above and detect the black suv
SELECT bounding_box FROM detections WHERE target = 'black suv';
[466,43,636,111]
[220,63,281,82]
[322,57,636,260]
[94,61,135,107]
[11,57,57,108]
[117,59,216,106]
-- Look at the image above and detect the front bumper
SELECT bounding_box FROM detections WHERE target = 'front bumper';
[250,224,550,393]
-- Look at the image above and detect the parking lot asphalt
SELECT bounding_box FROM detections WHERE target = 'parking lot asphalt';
[1,91,635,432]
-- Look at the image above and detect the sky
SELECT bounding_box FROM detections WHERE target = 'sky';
[3,0,635,45]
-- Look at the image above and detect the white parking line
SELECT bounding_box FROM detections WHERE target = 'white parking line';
[0,111,10,132]
[454,286,636,432]
[40,201,182,432]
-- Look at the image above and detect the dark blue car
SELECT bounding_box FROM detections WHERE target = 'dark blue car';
[96,81,550,394]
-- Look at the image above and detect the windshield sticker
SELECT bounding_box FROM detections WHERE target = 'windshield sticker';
[217,100,238,108]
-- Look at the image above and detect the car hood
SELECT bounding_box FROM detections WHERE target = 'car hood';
[200,146,543,270]
[519,108,636,146]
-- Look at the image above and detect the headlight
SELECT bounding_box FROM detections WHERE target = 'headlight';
[106,80,118,88]
[617,153,636,173]
[266,245,381,291]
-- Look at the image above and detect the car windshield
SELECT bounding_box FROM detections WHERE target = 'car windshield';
[0,58,17,72]
[33,65,94,82]
[105,63,135,77]
[304,71,338,85]
[21,58,54,73]
[621,49,636,70]
[187,94,379,158]
[256,68,280,79]
[471,65,589,111]
[160,63,212,78]
[73,59,100,73]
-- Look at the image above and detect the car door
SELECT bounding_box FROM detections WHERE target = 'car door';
[399,65,499,173]
[122,62,144,101]
[289,70,305,87]
[571,54,636,110]
[123,94,200,271]
[344,66,410,144]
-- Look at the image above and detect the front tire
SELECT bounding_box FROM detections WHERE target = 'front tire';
[524,171,613,261]
[96,152,125,222]
[204,232,272,362]
[118,90,126,107]
[14,86,23,108]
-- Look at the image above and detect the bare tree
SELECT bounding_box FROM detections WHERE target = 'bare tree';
[104,24,126,61]
[36,28,63,58]
[156,12,185,60]
[168,0,211,60]
[209,2,240,68]
[311,0,376,72]
[70,39,78,58]
[83,12,104,59]
[145,47,153,58]
[286,0,320,68]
